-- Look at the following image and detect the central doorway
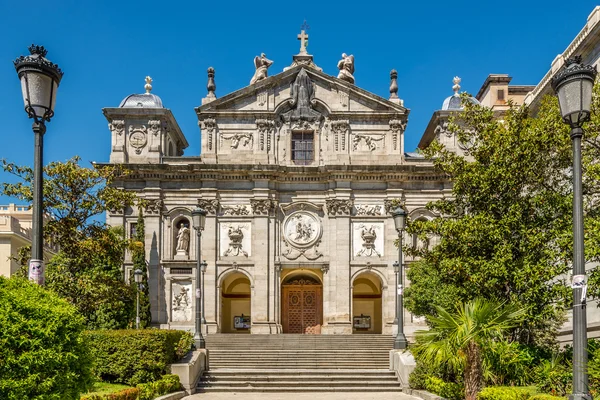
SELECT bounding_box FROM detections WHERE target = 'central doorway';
[281,274,322,334]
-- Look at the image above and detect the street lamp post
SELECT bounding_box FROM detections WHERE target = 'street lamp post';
[14,45,63,285]
[192,207,207,349]
[134,269,143,329]
[201,260,208,326]
[391,206,408,350]
[552,56,597,400]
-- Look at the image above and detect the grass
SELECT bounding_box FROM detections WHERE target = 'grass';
[81,382,132,398]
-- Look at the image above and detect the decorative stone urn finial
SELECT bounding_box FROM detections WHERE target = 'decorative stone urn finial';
[452,76,461,94]
[145,76,153,93]
[389,69,399,99]
[207,67,216,98]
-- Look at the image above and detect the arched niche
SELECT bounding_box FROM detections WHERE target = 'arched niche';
[352,272,383,334]
[220,271,251,333]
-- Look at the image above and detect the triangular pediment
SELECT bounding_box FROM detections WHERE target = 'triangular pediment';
[196,65,408,116]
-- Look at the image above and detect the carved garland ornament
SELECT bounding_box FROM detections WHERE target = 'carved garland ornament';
[355,204,383,216]
[144,199,164,215]
[331,120,349,152]
[251,199,275,215]
[326,199,353,216]
[201,118,217,151]
[352,134,383,151]
[256,119,275,152]
[109,120,125,151]
[221,132,253,149]
[197,199,220,214]
[389,119,407,151]
[221,205,250,216]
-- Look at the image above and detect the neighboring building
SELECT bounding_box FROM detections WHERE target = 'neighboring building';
[0,204,56,277]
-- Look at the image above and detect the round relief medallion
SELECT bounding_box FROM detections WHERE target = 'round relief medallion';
[129,130,147,149]
[283,211,321,248]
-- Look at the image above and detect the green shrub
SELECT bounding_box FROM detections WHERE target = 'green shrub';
[409,359,462,390]
[534,359,572,396]
[104,388,140,400]
[477,386,535,400]
[136,374,181,400]
[484,341,536,386]
[424,376,464,400]
[0,277,93,400]
[85,329,192,386]
[528,395,566,400]
[81,395,104,400]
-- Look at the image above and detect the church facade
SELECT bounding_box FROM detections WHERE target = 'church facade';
[101,30,483,336]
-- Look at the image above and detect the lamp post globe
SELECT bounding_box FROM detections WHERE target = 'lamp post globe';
[552,56,597,400]
[14,45,63,286]
[191,207,207,349]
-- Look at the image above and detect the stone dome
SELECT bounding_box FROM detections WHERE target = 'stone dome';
[118,76,163,108]
[441,76,479,110]
[119,93,163,108]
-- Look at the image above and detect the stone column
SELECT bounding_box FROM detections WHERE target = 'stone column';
[250,198,277,333]
[323,197,353,334]
[197,198,220,334]
[144,198,164,325]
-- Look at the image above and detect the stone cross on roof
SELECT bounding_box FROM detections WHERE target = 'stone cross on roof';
[297,21,309,54]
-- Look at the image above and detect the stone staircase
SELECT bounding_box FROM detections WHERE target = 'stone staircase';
[197,334,402,392]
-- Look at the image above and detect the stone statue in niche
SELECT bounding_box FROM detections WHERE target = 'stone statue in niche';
[223,226,248,257]
[356,225,381,257]
[174,221,190,259]
[250,53,274,85]
[337,53,355,84]
[171,284,192,322]
[283,69,321,122]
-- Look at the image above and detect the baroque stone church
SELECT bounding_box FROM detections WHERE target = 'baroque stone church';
[102,29,467,337]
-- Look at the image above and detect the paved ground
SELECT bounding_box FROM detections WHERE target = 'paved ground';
[183,392,419,400]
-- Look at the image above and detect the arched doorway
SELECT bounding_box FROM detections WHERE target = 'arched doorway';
[352,272,383,334]
[281,273,323,334]
[220,272,251,333]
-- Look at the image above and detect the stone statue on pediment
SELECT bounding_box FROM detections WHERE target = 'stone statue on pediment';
[337,53,355,84]
[250,53,274,85]
[283,69,321,122]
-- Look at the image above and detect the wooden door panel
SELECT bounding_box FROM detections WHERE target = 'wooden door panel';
[283,285,322,334]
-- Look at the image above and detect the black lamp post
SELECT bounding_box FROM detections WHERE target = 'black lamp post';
[134,269,143,329]
[552,56,597,400]
[14,45,63,285]
[201,259,208,326]
[391,206,408,350]
[192,207,207,349]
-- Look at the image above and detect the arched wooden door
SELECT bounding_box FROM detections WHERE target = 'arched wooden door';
[282,276,322,334]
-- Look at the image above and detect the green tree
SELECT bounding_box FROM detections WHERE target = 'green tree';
[130,209,151,328]
[413,298,526,400]
[0,276,93,400]
[403,90,600,346]
[1,157,138,328]
[1,156,136,260]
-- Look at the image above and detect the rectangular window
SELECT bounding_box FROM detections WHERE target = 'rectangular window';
[497,89,505,102]
[130,222,137,238]
[291,132,314,165]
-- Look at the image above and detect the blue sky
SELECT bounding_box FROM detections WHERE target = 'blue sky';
[1,0,598,205]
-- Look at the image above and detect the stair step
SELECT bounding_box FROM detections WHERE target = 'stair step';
[198,386,404,393]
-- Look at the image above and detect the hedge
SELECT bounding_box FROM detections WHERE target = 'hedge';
[80,375,181,400]
[137,374,181,400]
[477,387,565,400]
[424,376,463,400]
[0,277,93,400]
[85,329,192,386]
